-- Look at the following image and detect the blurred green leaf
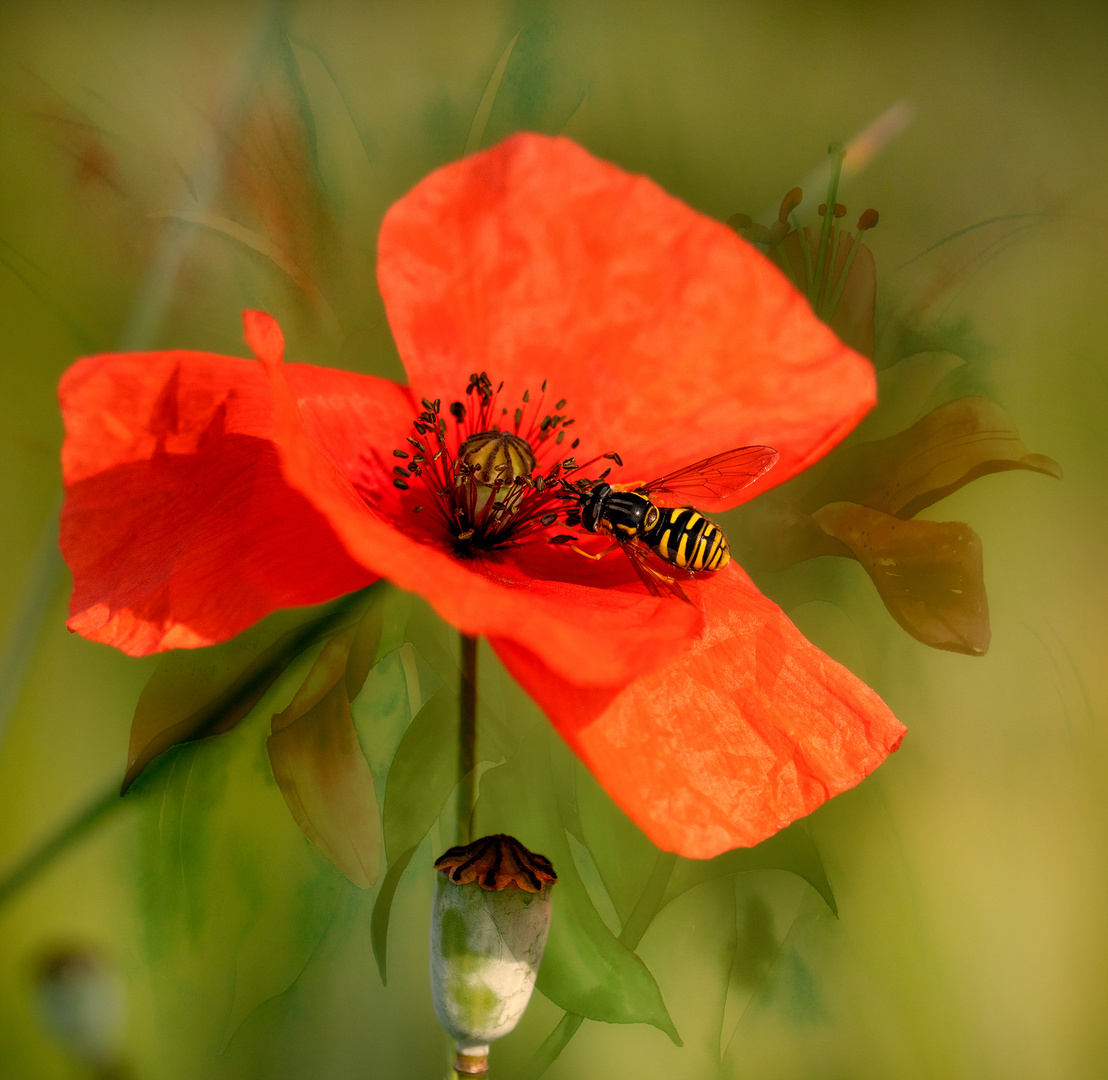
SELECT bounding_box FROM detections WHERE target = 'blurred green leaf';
[373,585,413,671]
[369,686,464,982]
[663,822,837,917]
[476,729,680,1042]
[380,687,459,864]
[268,678,383,890]
[799,396,1063,520]
[369,845,417,986]
[854,350,966,442]
[344,599,385,700]
[403,599,516,757]
[132,672,343,1074]
[812,503,991,655]
[123,591,372,791]
[574,759,658,927]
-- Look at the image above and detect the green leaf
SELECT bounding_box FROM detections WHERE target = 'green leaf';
[374,586,414,668]
[369,845,417,985]
[123,590,373,791]
[344,601,385,701]
[268,679,383,889]
[380,687,460,864]
[475,729,680,1042]
[662,822,837,917]
[574,760,658,927]
[799,395,1063,520]
[403,599,518,758]
[369,686,465,982]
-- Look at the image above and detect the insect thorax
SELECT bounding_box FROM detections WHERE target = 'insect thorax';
[583,485,657,538]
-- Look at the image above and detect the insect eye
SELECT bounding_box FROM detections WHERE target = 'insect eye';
[644,506,660,530]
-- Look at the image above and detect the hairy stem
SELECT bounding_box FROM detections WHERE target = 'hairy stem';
[457,633,478,845]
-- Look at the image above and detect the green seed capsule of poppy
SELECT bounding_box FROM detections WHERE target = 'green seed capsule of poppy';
[430,835,557,1074]
[34,947,127,1071]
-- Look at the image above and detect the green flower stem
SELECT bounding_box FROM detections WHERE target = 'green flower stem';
[521,850,678,1079]
[457,633,479,845]
[809,142,846,309]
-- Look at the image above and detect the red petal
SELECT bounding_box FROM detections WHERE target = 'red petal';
[492,563,905,859]
[242,308,286,367]
[59,347,377,655]
[378,133,874,502]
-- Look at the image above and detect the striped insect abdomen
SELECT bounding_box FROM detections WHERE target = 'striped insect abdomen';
[645,507,730,572]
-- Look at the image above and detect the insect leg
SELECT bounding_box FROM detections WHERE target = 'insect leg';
[570,541,621,561]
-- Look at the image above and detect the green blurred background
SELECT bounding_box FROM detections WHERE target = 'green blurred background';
[1,1,1106,1077]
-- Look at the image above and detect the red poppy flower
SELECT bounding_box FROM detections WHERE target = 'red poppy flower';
[59,134,904,859]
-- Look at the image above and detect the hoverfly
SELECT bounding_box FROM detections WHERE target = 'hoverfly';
[556,445,779,601]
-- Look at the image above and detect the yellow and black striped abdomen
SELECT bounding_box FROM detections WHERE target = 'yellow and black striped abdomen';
[646,506,730,572]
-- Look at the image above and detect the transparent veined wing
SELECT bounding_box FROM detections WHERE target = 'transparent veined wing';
[622,538,693,604]
[636,446,779,508]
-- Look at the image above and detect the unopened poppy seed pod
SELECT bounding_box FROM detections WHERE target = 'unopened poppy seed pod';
[430,834,557,1076]
[34,947,127,1073]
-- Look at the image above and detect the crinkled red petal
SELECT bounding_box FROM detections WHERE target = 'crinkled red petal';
[491,562,905,859]
[59,348,381,655]
[378,133,875,503]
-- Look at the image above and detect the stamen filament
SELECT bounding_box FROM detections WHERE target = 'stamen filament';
[809,142,846,309]
[823,229,864,321]
[790,211,814,294]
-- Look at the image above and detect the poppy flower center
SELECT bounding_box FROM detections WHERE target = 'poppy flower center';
[387,373,615,554]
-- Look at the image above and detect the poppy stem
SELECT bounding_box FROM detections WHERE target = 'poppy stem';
[457,633,479,844]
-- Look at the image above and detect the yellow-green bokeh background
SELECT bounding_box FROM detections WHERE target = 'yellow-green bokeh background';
[2,2,1107,1077]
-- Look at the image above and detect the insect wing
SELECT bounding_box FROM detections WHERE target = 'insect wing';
[639,445,778,508]
[622,539,692,605]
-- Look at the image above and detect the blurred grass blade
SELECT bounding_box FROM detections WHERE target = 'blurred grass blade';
[464,29,521,155]
[151,209,342,340]
[0,496,64,748]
